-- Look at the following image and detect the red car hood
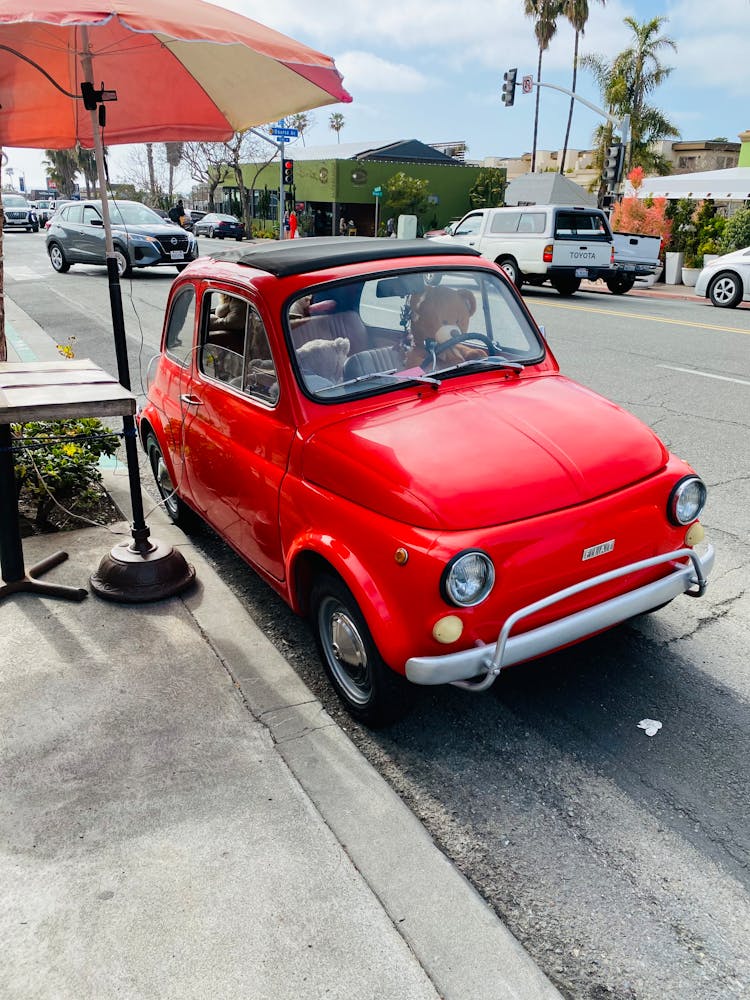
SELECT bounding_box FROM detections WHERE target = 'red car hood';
[302,376,668,530]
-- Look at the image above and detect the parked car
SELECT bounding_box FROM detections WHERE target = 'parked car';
[423,220,460,239]
[430,204,615,296]
[693,246,750,308]
[2,193,39,232]
[31,198,55,226]
[45,199,199,277]
[193,212,245,240]
[138,239,713,726]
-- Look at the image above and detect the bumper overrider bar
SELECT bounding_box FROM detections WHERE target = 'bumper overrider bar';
[405,545,715,692]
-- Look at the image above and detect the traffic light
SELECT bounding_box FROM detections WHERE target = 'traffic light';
[501,68,517,107]
[282,159,294,186]
[602,143,624,187]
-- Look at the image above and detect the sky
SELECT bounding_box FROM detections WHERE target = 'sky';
[3,0,748,192]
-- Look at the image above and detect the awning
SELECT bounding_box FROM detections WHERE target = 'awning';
[627,167,750,201]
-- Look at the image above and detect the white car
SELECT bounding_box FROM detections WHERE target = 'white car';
[694,246,750,308]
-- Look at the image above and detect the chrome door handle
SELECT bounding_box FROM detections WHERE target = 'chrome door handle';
[179,394,203,406]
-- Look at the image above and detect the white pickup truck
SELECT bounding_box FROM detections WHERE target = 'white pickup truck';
[608,232,662,294]
[430,204,615,296]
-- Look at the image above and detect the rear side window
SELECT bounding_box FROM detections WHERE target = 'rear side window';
[62,204,83,223]
[200,291,278,405]
[490,212,521,234]
[554,211,610,240]
[165,286,196,366]
[518,213,546,234]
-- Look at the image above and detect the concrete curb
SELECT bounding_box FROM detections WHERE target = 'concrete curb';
[102,464,563,1000]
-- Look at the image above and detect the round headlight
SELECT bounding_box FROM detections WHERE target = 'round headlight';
[441,550,495,607]
[668,475,707,526]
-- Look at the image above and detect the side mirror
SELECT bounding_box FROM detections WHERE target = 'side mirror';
[90,218,104,227]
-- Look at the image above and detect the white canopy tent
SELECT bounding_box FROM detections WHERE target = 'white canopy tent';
[626,167,750,201]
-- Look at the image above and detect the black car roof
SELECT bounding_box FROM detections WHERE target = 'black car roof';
[234,237,482,277]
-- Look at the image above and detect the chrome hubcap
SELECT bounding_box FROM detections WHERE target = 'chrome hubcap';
[154,452,178,518]
[320,600,371,705]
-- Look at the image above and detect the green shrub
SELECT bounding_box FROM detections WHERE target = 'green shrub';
[12,418,120,529]
[719,207,750,254]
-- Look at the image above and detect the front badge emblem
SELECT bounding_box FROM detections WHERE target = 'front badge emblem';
[582,539,615,561]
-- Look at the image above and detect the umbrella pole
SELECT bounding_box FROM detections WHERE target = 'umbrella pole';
[78,53,194,601]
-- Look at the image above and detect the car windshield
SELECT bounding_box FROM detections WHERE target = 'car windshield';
[108,203,169,226]
[3,195,28,207]
[286,266,545,400]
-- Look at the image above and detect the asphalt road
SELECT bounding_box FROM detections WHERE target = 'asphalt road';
[4,233,750,1000]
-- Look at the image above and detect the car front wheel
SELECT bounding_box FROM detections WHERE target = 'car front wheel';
[47,241,70,273]
[310,573,414,727]
[145,432,200,531]
[208,227,215,238]
[708,271,743,308]
[113,245,132,278]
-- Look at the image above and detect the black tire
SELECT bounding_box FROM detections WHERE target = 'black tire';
[708,271,743,309]
[145,432,200,531]
[496,256,522,288]
[113,245,132,278]
[47,241,70,273]
[235,235,243,242]
[310,572,414,727]
[552,276,581,297]
[606,273,636,295]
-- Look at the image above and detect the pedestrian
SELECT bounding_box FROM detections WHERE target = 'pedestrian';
[339,216,347,236]
[168,198,185,225]
[386,216,396,238]
[283,210,290,236]
[289,209,298,239]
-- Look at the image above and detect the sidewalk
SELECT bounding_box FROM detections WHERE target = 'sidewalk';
[1,302,562,998]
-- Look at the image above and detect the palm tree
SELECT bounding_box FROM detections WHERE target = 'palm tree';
[329,112,345,144]
[559,0,606,174]
[583,15,678,179]
[76,145,98,197]
[524,0,563,172]
[288,112,315,147]
[42,149,79,197]
[164,142,184,202]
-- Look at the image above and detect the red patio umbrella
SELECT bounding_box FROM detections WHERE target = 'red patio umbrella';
[0,0,351,600]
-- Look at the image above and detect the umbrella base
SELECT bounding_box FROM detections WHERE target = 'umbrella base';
[90,536,196,603]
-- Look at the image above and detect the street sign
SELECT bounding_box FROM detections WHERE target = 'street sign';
[270,126,299,138]
[522,75,533,94]
[372,186,383,197]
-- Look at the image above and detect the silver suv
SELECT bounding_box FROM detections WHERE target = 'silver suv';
[2,194,39,232]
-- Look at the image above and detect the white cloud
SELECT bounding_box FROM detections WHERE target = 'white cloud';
[335,51,434,94]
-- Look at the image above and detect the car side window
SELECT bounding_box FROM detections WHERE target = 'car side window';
[518,213,546,234]
[490,212,521,234]
[200,291,278,405]
[453,215,483,237]
[82,205,100,225]
[165,287,196,366]
[64,204,83,224]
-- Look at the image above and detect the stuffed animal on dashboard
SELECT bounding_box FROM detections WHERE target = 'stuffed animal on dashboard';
[406,285,487,368]
[296,336,350,388]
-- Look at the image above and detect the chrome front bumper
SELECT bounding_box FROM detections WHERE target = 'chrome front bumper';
[405,545,715,691]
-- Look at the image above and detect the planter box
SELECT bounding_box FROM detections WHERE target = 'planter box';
[665,251,684,284]
[681,266,701,287]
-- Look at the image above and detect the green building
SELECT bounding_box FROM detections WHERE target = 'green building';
[221,139,505,237]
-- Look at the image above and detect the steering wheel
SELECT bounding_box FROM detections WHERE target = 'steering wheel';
[433,331,495,356]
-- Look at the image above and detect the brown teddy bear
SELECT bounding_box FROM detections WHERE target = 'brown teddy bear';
[406,285,487,368]
[296,337,350,387]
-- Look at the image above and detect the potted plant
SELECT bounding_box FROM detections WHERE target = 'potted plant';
[681,201,725,285]
[664,198,696,284]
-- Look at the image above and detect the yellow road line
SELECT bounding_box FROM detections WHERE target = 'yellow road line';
[533,298,750,336]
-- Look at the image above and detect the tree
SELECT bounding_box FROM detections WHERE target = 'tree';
[524,0,563,173]
[164,142,184,202]
[329,112,345,143]
[42,149,79,197]
[288,112,315,147]
[468,169,506,209]
[384,172,430,223]
[181,142,231,209]
[76,145,98,197]
[559,1,606,175]
[583,16,679,187]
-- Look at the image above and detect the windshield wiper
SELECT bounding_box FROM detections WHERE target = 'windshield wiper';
[316,369,440,394]
[431,356,524,377]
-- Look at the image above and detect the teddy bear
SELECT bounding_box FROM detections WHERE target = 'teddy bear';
[405,285,487,368]
[296,337,350,388]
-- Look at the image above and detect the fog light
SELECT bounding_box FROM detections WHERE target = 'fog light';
[685,522,705,546]
[432,615,464,644]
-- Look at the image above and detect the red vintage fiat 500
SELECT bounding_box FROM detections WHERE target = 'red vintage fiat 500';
[139,238,713,726]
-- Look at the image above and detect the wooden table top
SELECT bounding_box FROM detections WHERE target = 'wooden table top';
[0,359,136,423]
